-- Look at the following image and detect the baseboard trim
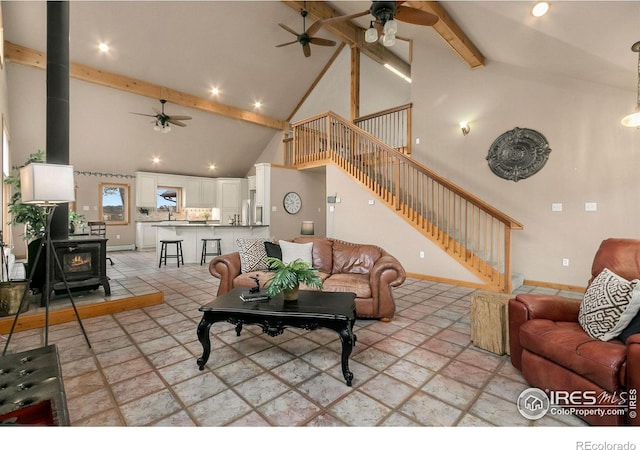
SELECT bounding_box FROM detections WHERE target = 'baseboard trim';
[405,272,586,294]
[523,279,586,293]
[0,291,164,334]
[107,244,135,251]
[405,272,501,292]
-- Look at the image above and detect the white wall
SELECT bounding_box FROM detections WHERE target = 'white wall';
[409,39,640,287]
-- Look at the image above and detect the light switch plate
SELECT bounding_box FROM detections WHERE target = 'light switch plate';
[585,202,597,212]
[551,203,563,212]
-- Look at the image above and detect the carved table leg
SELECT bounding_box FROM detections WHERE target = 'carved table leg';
[235,322,243,336]
[196,315,213,370]
[338,325,356,386]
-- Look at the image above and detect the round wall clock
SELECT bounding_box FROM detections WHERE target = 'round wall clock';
[283,191,302,214]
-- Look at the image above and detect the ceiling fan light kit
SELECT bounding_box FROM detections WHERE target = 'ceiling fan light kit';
[131,99,192,132]
[621,41,640,128]
[324,1,438,48]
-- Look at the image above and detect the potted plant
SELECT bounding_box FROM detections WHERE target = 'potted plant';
[68,211,86,234]
[264,257,323,300]
[5,150,47,242]
[4,150,47,295]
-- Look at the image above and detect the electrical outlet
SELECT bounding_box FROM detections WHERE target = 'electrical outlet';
[419,251,425,259]
[551,203,563,212]
[585,202,597,212]
[562,258,569,267]
[368,200,375,205]
[116,234,121,240]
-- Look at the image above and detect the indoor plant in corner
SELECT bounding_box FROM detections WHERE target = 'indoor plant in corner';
[0,150,47,314]
[264,257,323,300]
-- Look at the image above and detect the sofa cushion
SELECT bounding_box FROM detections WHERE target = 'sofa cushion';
[279,241,313,265]
[332,240,382,275]
[578,268,640,341]
[264,242,282,270]
[236,238,269,273]
[323,273,371,298]
[293,237,333,273]
[520,319,627,392]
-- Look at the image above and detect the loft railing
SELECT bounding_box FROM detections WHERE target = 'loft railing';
[353,103,412,155]
[286,111,523,292]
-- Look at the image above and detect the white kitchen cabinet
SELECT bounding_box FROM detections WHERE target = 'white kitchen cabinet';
[254,163,271,225]
[184,177,217,207]
[135,172,157,208]
[217,178,242,222]
[185,178,202,207]
[135,221,160,249]
[201,179,216,206]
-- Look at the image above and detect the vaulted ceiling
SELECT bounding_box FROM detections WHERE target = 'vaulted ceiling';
[3,1,639,177]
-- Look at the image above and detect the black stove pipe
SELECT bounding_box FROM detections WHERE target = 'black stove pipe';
[46,1,70,240]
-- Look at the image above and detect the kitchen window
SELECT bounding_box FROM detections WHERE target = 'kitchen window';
[99,183,130,225]
[157,186,182,217]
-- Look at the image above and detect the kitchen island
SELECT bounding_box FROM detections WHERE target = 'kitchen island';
[154,222,270,264]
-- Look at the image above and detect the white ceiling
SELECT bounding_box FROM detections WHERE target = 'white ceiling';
[3,1,640,177]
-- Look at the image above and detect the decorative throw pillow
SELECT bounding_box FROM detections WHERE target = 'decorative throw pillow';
[279,240,313,265]
[578,268,640,341]
[236,238,269,273]
[264,242,282,271]
[618,310,640,343]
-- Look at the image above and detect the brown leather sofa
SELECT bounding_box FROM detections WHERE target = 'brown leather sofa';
[209,236,406,320]
[509,238,640,426]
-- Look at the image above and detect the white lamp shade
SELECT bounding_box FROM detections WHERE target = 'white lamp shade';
[300,221,314,235]
[20,163,75,204]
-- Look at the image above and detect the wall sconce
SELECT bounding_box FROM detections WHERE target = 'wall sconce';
[300,221,315,236]
[459,121,471,136]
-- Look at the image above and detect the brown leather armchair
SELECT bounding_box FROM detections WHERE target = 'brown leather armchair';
[209,237,406,320]
[509,238,640,426]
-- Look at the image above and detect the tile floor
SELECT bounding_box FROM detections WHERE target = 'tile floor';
[1,250,590,431]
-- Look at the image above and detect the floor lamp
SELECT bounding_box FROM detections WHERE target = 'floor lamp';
[2,163,91,356]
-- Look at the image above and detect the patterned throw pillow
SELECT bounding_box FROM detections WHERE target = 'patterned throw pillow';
[236,238,269,273]
[578,268,640,341]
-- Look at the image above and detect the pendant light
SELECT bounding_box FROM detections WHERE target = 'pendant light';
[621,41,640,128]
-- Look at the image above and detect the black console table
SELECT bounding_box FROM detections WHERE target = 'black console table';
[197,288,357,386]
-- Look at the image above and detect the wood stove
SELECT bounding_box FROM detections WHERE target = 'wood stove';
[42,236,111,306]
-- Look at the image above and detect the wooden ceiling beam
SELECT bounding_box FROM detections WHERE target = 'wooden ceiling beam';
[284,1,484,71]
[4,41,287,131]
[405,1,485,69]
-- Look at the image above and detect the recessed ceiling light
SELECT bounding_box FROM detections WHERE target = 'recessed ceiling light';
[152,156,160,164]
[211,87,220,96]
[531,2,550,17]
[98,42,109,53]
[209,164,216,171]
[254,101,262,109]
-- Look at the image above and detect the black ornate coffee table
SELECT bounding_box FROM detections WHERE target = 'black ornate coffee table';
[196,288,357,386]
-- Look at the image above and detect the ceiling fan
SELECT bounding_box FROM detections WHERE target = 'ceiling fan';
[276,8,336,58]
[322,1,438,46]
[130,99,192,133]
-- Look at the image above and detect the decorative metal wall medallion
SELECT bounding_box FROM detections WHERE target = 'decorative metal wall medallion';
[486,127,551,182]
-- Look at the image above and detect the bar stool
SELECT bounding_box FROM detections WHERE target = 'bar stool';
[200,238,222,265]
[159,239,184,267]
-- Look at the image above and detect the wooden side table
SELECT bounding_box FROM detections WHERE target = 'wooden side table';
[470,291,514,355]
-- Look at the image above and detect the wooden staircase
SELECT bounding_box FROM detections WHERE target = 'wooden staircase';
[284,110,524,293]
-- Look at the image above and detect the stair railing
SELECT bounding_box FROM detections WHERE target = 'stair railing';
[353,103,412,155]
[288,111,523,292]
